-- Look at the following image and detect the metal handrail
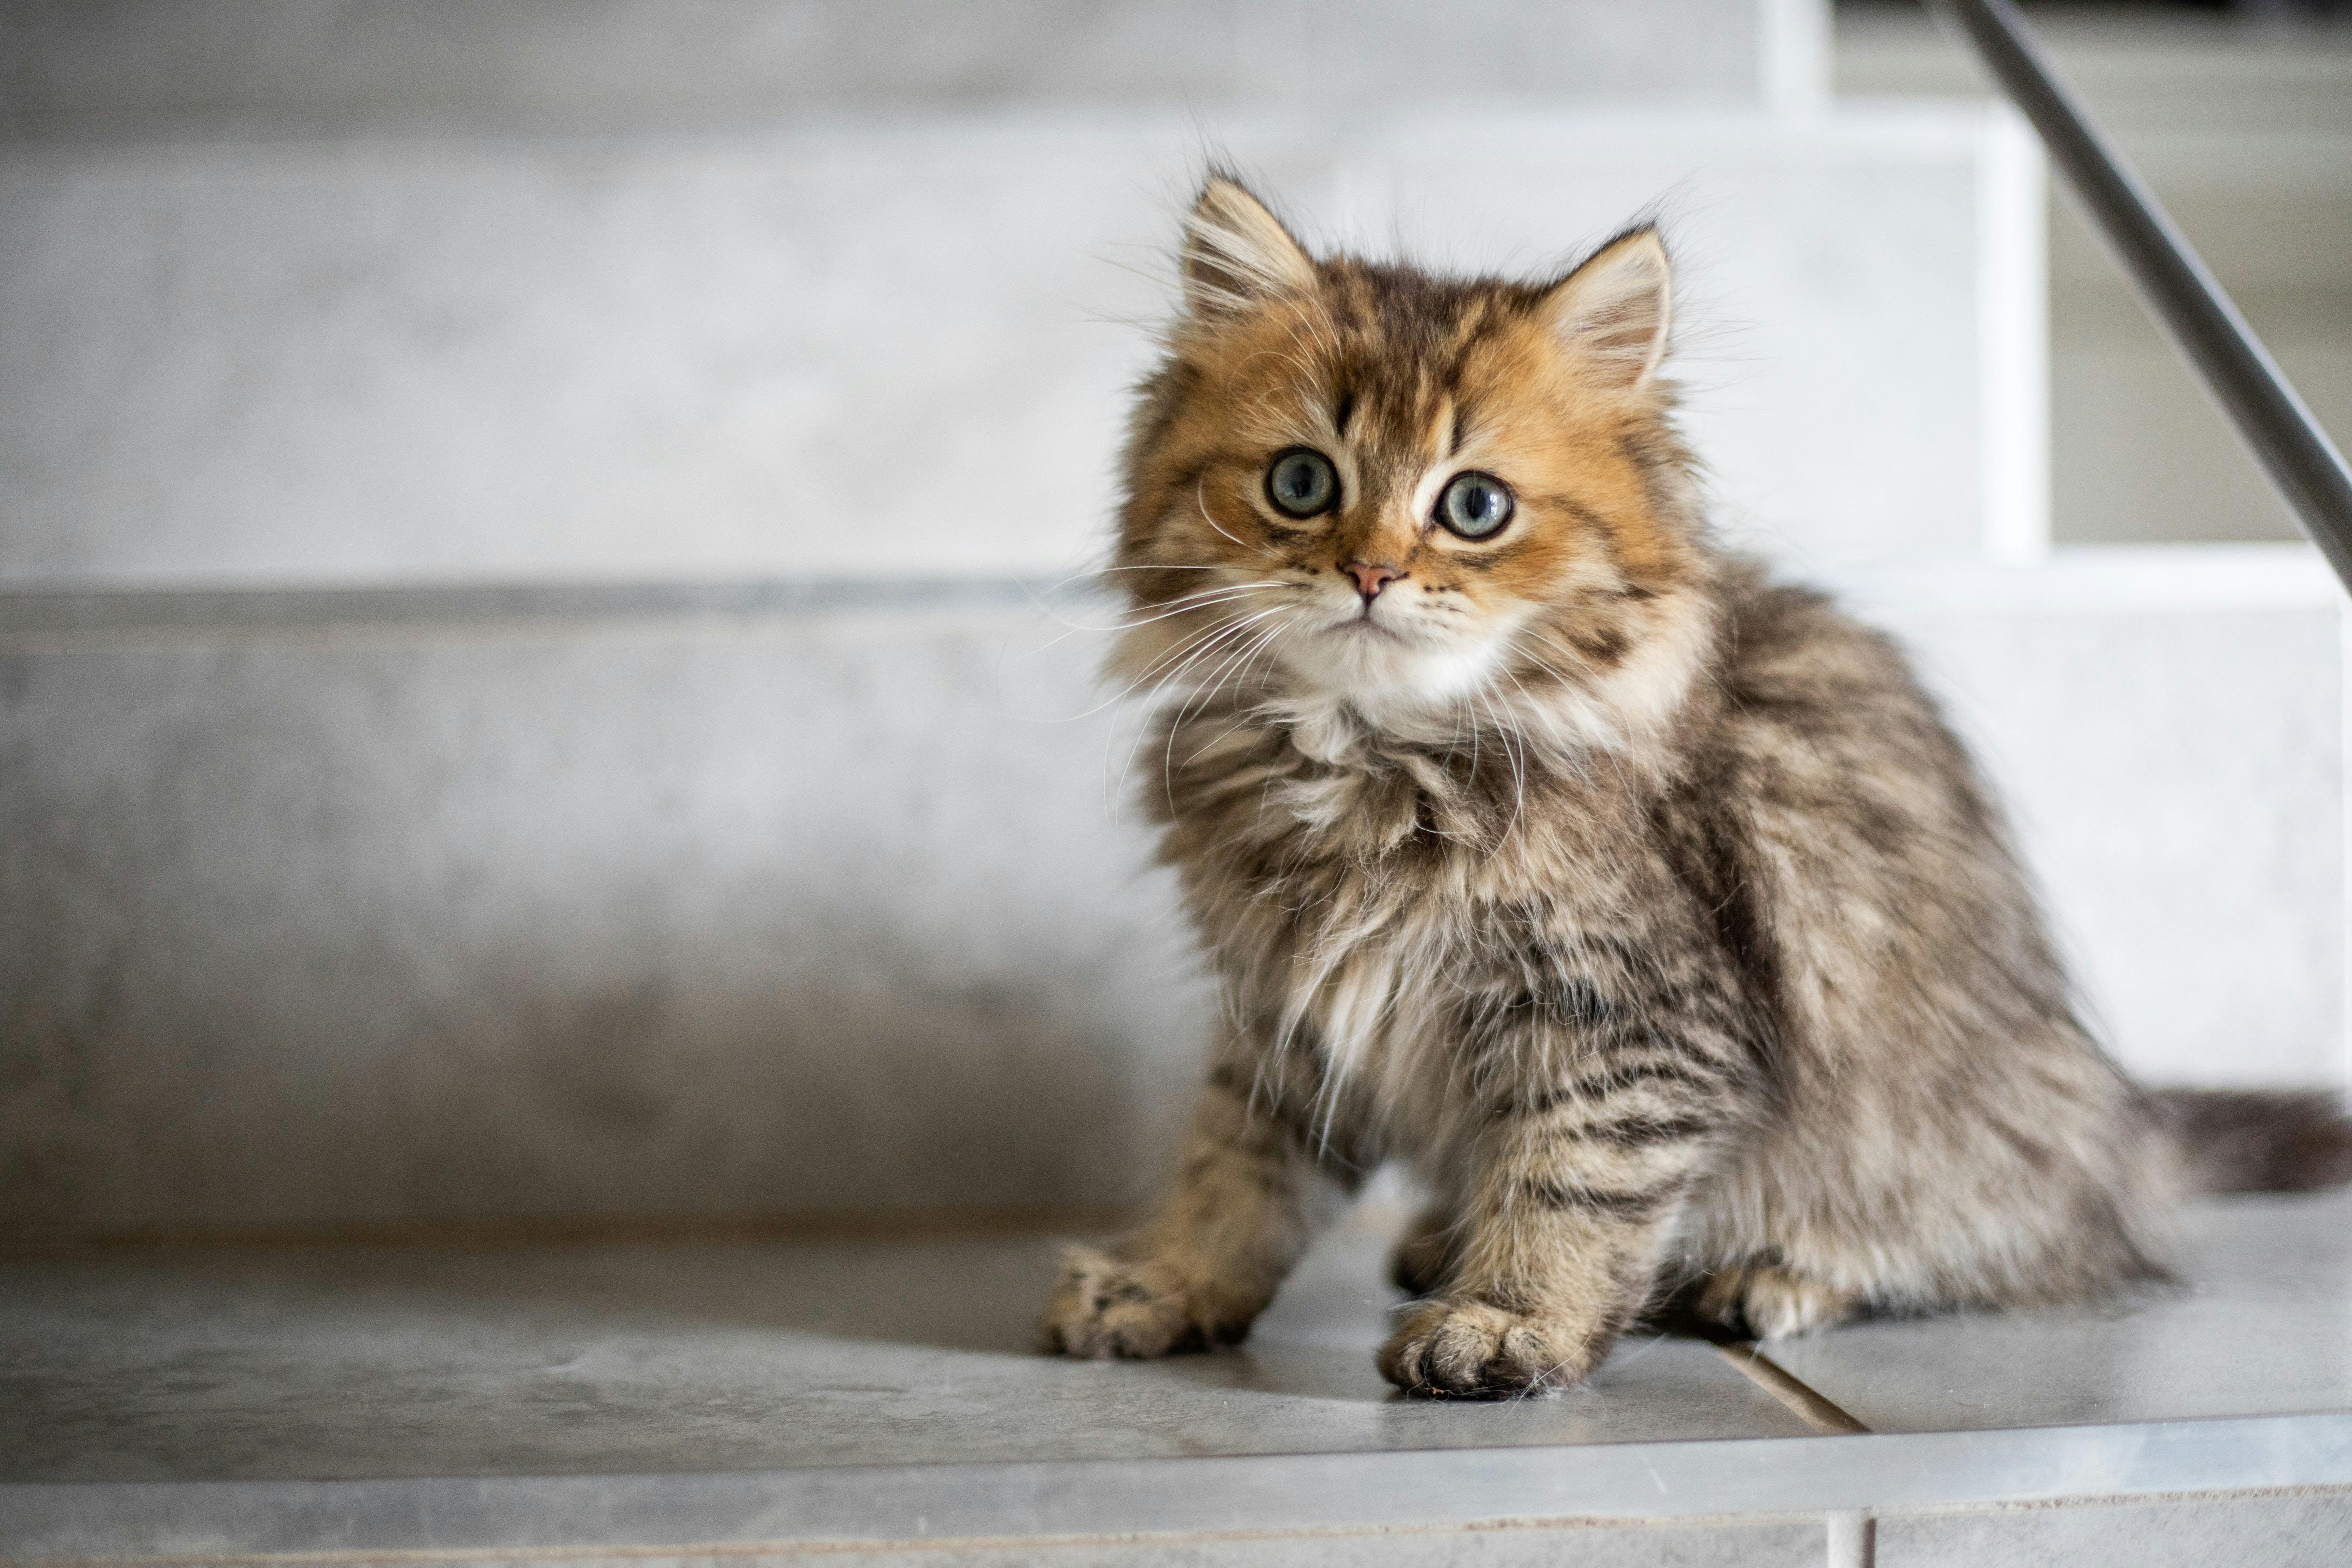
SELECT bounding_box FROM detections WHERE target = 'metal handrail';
[1928,0,2352,591]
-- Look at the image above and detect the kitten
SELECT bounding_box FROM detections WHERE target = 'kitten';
[1039,174,2352,1398]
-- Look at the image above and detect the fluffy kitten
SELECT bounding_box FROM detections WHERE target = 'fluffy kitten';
[1038,174,2352,1398]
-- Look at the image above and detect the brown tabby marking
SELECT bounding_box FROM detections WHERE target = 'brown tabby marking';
[1037,175,2352,1398]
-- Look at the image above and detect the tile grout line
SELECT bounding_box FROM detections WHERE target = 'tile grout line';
[1712,1340,1873,1436]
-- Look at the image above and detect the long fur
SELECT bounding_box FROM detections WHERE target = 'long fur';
[1038,176,2352,1397]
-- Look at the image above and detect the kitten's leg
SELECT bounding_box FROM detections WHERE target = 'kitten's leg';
[1378,1073,1724,1398]
[1042,1060,1359,1359]
[1388,1194,1463,1297]
[1696,1264,1858,1340]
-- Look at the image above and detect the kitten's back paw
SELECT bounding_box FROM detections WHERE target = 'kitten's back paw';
[1376,1298,1605,1399]
[1698,1265,1855,1340]
[1038,1245,1248,1359]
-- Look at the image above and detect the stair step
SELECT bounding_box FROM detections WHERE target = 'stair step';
[0,105,2035,588]
[3,1194,2350,1564]
[1,548,2340,1236]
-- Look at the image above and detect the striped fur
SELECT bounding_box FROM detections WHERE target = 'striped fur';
[1038,175,2351,1397]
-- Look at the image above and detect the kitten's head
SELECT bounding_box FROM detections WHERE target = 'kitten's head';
[1111,175,1716,755]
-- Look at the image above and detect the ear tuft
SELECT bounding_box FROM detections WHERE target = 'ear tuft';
[1540,226,1673,389]
[1182,176,1317,319]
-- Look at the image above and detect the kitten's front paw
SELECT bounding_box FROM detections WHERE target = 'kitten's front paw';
[1039,1245,1248,1359]
[1376,1298,1604,1399]
[1698,1265,1854,1340]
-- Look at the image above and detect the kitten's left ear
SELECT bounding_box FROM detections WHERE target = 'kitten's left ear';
[1540,226,1673,389]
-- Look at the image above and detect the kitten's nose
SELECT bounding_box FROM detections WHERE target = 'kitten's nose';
[1343,561,1405,601]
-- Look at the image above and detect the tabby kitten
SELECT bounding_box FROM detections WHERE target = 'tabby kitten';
[1039,175,2352,1398]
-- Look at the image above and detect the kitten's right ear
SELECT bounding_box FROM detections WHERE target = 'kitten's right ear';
[1539,225,1673,390]
[1181,176,1317,319]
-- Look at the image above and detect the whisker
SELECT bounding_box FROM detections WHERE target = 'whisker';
[1196,475,1280,559]
[1101,615,1272,812]
[1030,583,1288,646]
[1118,606,1292,806]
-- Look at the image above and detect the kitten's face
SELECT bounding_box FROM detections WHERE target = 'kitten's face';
[1113,178,1707,747]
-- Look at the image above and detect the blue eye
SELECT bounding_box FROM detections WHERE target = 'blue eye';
[1266,449,1338,518]
[1437,471,1514,539]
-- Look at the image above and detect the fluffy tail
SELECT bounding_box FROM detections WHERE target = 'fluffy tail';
[2153,1088,2352,1195]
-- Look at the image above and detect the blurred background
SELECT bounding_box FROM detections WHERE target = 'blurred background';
[1,0,2348,1240]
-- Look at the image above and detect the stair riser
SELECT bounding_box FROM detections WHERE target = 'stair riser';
[0,0,1800,129]
[0,109,2025,588]
[1,586,2337,1230]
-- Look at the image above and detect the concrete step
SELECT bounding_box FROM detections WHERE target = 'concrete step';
[0,0,1827,133]
[3,1193,2351,1564]
[0,104,2041,589]
[2,547,2340,1237]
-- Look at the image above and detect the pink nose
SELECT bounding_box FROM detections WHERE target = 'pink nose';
[1344,561,1405,600]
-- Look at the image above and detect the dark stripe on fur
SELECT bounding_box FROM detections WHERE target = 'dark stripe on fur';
[1570,1113,1713,1148]
[1497,1058,1718,1121]
[1464,981,1616,1039]
[2154,1087,2352,1194]
[1517,1179,1670,1218]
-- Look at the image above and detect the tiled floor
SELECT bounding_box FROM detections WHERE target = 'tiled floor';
[0,1212,1812,1484]
[3,1192,2351,1563]
[1768,1190,2352,1433]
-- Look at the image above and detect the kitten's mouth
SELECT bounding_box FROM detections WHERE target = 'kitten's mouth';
[1334,616,1402,642]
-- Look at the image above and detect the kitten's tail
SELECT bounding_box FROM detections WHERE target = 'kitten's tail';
[2152,1087,2352,1195]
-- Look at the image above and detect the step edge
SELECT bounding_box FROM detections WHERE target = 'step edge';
[6,1412,2349,1558]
